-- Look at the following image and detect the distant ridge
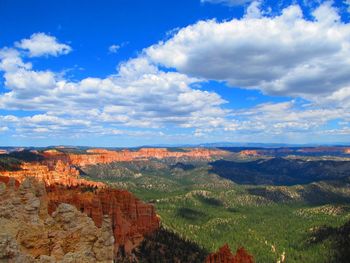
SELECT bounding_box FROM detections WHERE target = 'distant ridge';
[1,142,350,150]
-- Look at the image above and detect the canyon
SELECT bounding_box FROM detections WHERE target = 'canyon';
[0,147,227,187]
[0,147,257,262]
[41,147,228,166]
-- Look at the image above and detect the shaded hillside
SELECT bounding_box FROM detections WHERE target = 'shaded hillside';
[308,220,350,263]
[210,158,350,185]
[134,227,208,263]
[0,156,22,171]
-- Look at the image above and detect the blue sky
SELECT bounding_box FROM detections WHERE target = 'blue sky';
[1,0,350,146]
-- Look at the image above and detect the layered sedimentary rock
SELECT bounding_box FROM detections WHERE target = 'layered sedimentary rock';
[1,147,227,188]
[46,184,160,255]
[0,177,114,262]
[42,147,228,167]
[206,244,254,263]
[0,161,104,188]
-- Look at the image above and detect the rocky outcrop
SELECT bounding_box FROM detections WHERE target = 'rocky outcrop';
[0,161,104,188]
[1,147,227,189]
[46,184,160,256]
[42,148,228,167]
[205,244,254,263]
[0,177,114,262]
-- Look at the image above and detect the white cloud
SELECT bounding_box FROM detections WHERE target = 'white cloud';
[2,1,350,142]
[109,44,120,53]
[245,1,262,19]
[15,33,72,57]
[0,127,9,132]
[146,2,350,101]
[0,44,227,137]
[201,0,253,6]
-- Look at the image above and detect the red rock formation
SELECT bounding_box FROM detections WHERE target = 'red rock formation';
[0,176,160,259]
[42,147,228,167]
[0,161,104,188]
[46,184,160,255]
[206,244,254,263]
[0,177,114,262]
[0,175,20,188]
[1,147,227,189]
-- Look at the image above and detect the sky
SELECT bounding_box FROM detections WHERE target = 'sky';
[1,0,350,147]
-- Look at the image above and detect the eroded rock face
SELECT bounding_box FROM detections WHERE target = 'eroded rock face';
[1,148,227,189]
[42,147,228,167]
[46,184,160,256]
[205,244,254,263]
[0,177,114,262]
[0,161,104,188]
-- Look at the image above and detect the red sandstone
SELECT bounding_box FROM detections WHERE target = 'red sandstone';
[0,161,104,188]
[206,244,254,263]
[42,147,228,167]
[0,175,160,257]
[46,184,160,255]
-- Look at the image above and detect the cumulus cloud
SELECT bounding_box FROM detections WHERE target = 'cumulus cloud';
[229,101,347,133]
[1,2,350,142]
[147,2,350,102]
[15,33,72,57]
[0,40,227,138]
[245,1,262,18]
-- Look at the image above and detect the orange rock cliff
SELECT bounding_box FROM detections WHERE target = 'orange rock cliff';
[0,176,160,261]
[0,161,104,188]
[0,177,115,262]
[46,184,160,255]
[42,147,228,166]
[0,147,227,187]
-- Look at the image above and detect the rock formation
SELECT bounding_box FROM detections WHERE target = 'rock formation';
[46,184,160,256]
[0,161,104,188]
[0,177,114,262]
[1,147,227,189]
[205,244,254,263]
[42,147,228,167]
